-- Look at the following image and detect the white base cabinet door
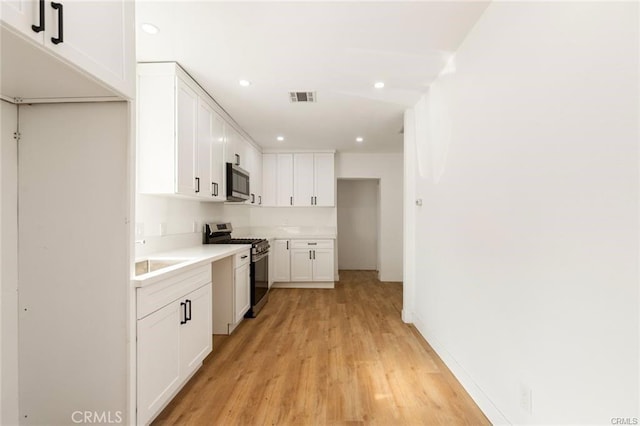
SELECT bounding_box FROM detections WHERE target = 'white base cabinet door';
[312,248,334,282]
[290,248,314,282]
[234,262,251,324]
[180,284,213,377]
[137,303,181,426]
[273,240,291,282]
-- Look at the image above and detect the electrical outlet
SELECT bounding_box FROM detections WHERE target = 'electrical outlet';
[519,383,533,414]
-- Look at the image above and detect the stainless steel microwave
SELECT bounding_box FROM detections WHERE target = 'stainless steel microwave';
[226,163,250,202]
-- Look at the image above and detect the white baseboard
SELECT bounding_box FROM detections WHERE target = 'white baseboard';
[412,313,510,425]
[271,281,334,289]
[401,309,413,324]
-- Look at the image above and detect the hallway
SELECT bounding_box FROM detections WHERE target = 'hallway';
[154,271,489,425]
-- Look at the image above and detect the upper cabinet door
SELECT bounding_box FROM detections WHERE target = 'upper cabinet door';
[262,154,277,207]
[175,79,198,195]
[1,0,43,44]
[196,99,214,199]
[276,154,294,206]
[2,0,134,99]
[293,153,314,206]
[210,113,226,201]
[43,0,135,98]
[313,153,335,206]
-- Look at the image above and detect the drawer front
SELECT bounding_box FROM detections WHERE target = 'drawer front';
[137,264,211,319]
[290,240,334,250]
[234,249,251,269]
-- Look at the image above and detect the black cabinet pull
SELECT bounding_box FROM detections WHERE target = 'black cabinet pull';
[313,250,316,260]
[241,255,248,259]
[180,302,187,324]
[309,250,312,260]
[213,182,218,196]
[308,242,317,246]
[186,299,192,322]
[290,196,293,206]
[195,177,200,193]
[251,193,255,204]
[258,195,262,205]
[32,0,45,33]
[314,196,317,205]
[286,241,289,250]
[235,154,240,166]
[51,2,63,44]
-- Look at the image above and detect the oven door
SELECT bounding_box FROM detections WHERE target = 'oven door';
[251,251,269,312]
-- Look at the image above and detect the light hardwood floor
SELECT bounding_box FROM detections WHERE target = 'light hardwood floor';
[153,270,490,425]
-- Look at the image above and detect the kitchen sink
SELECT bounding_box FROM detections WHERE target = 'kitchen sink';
[135,259,185,276]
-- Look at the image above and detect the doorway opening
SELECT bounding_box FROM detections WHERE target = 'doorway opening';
[337,178,380,274]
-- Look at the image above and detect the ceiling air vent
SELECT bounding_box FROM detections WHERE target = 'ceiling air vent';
[289,92,316,103]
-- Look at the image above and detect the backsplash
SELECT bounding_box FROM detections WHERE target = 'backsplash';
[135,194,251,257]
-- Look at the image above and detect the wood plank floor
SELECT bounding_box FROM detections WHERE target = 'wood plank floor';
[153,270,490,425]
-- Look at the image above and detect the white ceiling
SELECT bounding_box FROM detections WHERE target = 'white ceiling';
[136,1,489,153]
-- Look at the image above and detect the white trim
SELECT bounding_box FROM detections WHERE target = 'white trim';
[271,281,334,289]
[413,313,510,425]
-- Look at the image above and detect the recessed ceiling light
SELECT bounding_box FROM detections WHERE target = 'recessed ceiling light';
[277,136,284,141]
[140,23,159,35]
[239,79,251,87]
[374,81,385,89]
[356,137,364,143]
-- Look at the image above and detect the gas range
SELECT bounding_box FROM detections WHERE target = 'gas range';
[204,223,270,318]
[203,223,269,258]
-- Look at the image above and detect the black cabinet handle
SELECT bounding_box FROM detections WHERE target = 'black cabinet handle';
[235,154,240,166]
[251,193,255,204]
[308,242,317,246]
[185,299,192,322]
[313,250,316,260]
[286,241,289,250]
[213,182,218,196]
[258,195,262,205]
[180,302,187,324]
[309,250,312,260]
[51,2,63,45]
[195,177,200,193]
[241,255,248,259]
[32,0,45,33]
[290,196,293,206]
[314,196,317,205]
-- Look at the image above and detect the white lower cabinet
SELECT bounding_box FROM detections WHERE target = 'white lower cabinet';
[136,265,212,425]
[282,240,334,283]
[213,249,251,335]
[273,240,291,282]
[234,261,251,324]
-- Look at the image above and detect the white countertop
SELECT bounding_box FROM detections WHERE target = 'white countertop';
[132,244,251,287]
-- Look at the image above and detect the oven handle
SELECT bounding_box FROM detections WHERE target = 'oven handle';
[253,251,269,262]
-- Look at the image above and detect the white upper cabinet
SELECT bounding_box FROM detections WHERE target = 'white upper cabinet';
[1,0,135,99]
[210,113,226,201]
[262,151,334,207]
[246,145,263,206]
[262,154,278,206]
[313,153,335,206]
[293,153,315,207]
[138,62,233,201]
[276,154,294,207]
[175,79,198,196]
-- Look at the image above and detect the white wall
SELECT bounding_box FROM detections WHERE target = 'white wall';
[337,179,378,270]
[1,101,19,425]
[336,152,403,282]
[135,196,252,257]
[406,2,639,424]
